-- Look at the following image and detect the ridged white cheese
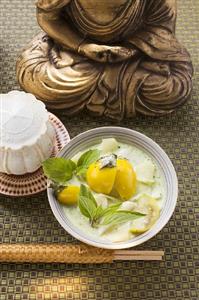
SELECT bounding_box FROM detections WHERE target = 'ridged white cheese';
[0,91,55,175]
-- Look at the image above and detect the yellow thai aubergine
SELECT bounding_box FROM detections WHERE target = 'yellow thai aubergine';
[86,158,136,199]
[114,159,136,200]
[57,185,80,205]
[86,162,117,195]
[130,197,160,234]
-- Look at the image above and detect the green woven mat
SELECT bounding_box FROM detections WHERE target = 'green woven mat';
[0,1,199,299]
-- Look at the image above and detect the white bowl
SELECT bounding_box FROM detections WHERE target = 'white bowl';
[47,127,178,249]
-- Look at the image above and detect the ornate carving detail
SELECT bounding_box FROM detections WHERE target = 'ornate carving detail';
[16,0,193,120]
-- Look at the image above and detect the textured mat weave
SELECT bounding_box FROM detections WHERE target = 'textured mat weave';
[0,0,199,299]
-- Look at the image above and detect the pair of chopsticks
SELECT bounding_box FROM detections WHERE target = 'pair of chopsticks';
[0,244,164,263]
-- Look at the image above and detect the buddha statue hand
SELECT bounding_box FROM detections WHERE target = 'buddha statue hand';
[78,43,138,63]
[49,45,72,69]
[49,44,87,69]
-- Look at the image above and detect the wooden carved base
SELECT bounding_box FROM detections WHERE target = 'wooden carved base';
[16,0,193,121]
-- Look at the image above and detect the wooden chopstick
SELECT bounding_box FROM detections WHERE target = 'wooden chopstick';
[114,250,164,256]
[0,244,164,263]
[114,255,163,261]
[114,250,164,261]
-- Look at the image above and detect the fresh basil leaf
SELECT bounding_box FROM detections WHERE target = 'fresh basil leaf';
[42,158,76,184]
[77,185,144,228]
[100,202,121,218]
[89,203,121,227]
[102,210,145,226]
[80,184,97,207]
[76,149,100,175]
[77,149,100,167]
[93,205,105,220]
[78,196,93,219]
[91,205,105,227]
[78,185,98,220]
[76,167,88,176]
[104,195,123,203]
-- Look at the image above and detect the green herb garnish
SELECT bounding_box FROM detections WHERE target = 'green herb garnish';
[76,149,100,176]
[42,157,76,184]
[42,149,100,185]
[91,203,122,227]
[101,210,145,226]
[78,185,145,227]
[78,184,98,220]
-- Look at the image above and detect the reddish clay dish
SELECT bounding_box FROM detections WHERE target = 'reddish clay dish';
[0,113,70,197]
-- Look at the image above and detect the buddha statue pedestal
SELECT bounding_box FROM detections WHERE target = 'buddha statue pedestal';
[17,0,193,121]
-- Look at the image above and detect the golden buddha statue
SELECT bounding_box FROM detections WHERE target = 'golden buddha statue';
[17,0,193,120]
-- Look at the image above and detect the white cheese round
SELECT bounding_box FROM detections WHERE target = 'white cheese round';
[0,91,55,175]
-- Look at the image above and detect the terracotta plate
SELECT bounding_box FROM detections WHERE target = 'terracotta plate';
[0,113,70,197]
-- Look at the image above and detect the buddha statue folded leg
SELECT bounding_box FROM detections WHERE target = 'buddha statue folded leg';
[16,0,193,121]
[124,60,193,117]
[17,33,193,120]
[86,58,193,120]
[17,32,103,114]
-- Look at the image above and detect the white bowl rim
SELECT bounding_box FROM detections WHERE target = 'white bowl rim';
[47,126,178,249]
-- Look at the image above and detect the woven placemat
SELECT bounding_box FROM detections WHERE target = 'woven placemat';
[0,0,199,299]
